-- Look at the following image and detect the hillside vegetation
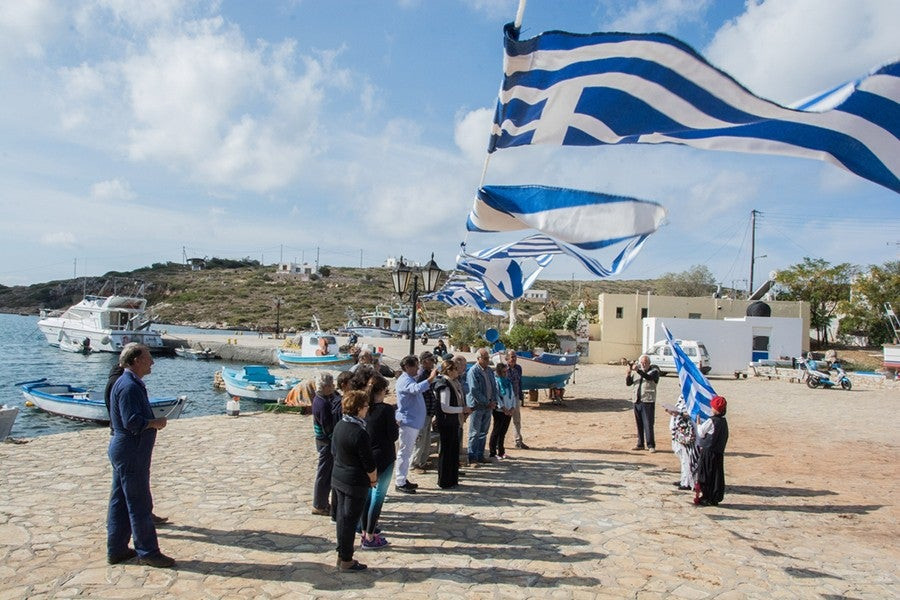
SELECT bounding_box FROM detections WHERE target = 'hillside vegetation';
[0,262,673,332]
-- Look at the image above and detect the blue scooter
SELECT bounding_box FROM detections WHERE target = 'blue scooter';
[804,359,852,390]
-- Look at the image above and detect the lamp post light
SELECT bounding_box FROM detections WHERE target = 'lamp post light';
[391,254,443,356]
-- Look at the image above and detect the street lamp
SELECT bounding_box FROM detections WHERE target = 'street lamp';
[391,254,443,356]
[274,297,284,338]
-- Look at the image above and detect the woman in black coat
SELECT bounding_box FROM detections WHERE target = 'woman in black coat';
[695,395,729,506]
[331,390,377,572]
[361,375,397,548]
[433,359,467,489]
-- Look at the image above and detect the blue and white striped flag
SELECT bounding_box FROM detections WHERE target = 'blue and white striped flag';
[426,275,506,316]
[662,324,715,421]
[489,23,900,194]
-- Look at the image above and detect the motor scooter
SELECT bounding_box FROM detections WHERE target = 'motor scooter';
[802,358,852,390]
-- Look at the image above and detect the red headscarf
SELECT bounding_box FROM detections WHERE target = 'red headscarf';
[710,395,727,414]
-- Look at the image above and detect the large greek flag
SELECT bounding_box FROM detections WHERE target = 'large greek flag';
[489,23,900,194]
[663,324,715,421]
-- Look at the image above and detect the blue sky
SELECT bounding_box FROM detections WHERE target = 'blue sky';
[1,0,897,292]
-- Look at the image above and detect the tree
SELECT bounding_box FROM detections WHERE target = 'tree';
[775,258,856,345]
[837,261,900,345]
[655,265,717,297]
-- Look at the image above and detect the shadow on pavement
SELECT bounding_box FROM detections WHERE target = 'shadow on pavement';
[160,523,329,552]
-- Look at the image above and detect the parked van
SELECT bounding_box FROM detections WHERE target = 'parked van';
[644,339,711,375]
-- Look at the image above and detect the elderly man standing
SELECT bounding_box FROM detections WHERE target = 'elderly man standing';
[106,343,174,568]
[395,355,437,494]
[626,354,660,453]
[466,348,498,464]
[505,350,529,450]
[411,350,438,473]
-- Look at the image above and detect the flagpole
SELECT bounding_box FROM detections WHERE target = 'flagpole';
[514,0,527,29]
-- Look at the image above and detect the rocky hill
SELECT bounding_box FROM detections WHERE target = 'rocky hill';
[0,262,659,331]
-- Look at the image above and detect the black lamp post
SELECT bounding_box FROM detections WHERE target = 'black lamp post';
[391,254,443,356]
[274,297,283,338]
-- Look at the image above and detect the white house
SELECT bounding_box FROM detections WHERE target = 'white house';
[275,262,315,281]
[522,289,549,302]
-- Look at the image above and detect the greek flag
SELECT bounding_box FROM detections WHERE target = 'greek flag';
[468,185,667,250]
[426,275,506,316]
[663,324,715,421]
[489,23,900,194]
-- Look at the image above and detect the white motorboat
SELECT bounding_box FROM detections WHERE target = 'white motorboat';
[342,304,447,339]
[278,329,353,366]
[221,366,301,402]
[0,405,19,441]
[38,294,164,354]
[20,379,187,425]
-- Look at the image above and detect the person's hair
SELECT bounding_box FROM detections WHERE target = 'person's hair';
[453,355,467,373]
[477,347,490,359]
[315,372,334,393]
[342,390,368,416]
[119,343,147,367]
[400,355,418,369]
[350,368,375,390]
[358,349,374,364]
[495,362,508,376]
[366,374,389,404]
[506,350,517,358]
[336,370,354,391]
[441,359,456,374]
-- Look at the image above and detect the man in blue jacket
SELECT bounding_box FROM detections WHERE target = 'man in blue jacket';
[394,355,436,493]
[106,343,174,568]
[466,348,498,464]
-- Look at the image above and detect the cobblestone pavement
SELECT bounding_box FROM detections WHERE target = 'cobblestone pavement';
[1,370,897,599]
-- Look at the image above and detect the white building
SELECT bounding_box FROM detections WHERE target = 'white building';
[275,262,315,281]
[522,289,549,302]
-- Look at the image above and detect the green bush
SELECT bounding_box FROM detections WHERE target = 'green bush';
[501,325,559,352]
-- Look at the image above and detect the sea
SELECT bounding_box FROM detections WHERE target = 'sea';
[0,313,313,439]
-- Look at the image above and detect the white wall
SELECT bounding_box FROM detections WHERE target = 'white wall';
[643,316,803,375]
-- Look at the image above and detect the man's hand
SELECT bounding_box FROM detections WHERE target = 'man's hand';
[427,368,438,383]
[148,417,167,430]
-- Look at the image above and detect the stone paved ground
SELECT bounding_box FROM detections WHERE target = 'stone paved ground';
[1,364,897,599]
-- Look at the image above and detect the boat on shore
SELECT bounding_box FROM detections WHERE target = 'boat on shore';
[37,293,164,354]
[220,366,300,402]
[0,405,19,440]
[496,350,579,390]
[341,304,447,339]
[19,379,187,425]
[884,344,900,373]
[277,331,353,366]
[175,347,220,360]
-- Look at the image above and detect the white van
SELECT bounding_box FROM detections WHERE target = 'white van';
[645,339,711,375]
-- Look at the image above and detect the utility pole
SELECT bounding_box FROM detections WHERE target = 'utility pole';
[749,209,758,298]
[280,244,283,264]
[73,258,77,280]
[360,249,363,268]
[316,246,320,272]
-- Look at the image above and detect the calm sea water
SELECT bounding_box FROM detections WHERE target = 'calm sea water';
[0,314,310,438]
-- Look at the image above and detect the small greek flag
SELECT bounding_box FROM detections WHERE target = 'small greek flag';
[663,324,715,421]
[490,23,900,194]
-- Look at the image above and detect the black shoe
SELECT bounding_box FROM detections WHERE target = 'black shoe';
[151,513,169,525]
[139,553,176,568]
[673,481,682,486]
[678,485,692,490]
[515,442,530,449]
[406,480,419,489]
[107,548,137,565]
[395,482,417,494]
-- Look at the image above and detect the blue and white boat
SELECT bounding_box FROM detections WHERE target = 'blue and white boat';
[277,331,353,367]
[497,351,579,390]
[220,366,300,402]
[19,379,187,425]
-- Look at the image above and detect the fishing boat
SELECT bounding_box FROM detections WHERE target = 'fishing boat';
[220,366,301,402]
[884,344,900,372]
[37,293,164,354]
[175,347,220,360]
[19,379,187,425]
[497,350,579,390]
[341,304,447,339]
[277,331,353,366]
[0,405,19,441]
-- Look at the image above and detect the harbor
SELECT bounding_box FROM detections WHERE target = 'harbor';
[1,364,897,598]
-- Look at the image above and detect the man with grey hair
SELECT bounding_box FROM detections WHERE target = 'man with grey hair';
[312,372,342,515]
[466,347,498,464]
[107,343,174,568]
[626,354,660,452]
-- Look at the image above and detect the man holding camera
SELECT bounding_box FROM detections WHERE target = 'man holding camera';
[626,355,660,452]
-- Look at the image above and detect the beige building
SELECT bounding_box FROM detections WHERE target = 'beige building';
[583,292,810,364]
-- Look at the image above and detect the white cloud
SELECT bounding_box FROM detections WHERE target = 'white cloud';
[454,107,493,164]
[461,0,519,20]
[0,0,61,62]
[607,0,711,33]
[90,178,136,201]
[40,231,78,246]
[706,0,900,103]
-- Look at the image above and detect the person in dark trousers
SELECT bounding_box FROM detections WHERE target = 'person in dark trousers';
[433,359,468,488]
[695,395,730,506]
[312,372,342,516]
[331,390,377,572]
[360,375,397,548]
[625,354,660,452]
[106,343,174,568]
[412,350,438,472]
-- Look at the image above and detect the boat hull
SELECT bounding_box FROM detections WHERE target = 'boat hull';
[0,406,19,440]
[884,344,900,370]
[20,382,186,425]
[221,367,299,402]
[497,351,579,390]
[277,349,353,366]
[175,347,219,360]
[38,322,164,354]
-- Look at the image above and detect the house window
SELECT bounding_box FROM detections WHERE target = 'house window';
[688,313,701,319]
[640,308,648,319]
[615,307,624,319]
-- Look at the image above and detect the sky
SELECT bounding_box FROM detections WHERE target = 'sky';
[1,0,897,294]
